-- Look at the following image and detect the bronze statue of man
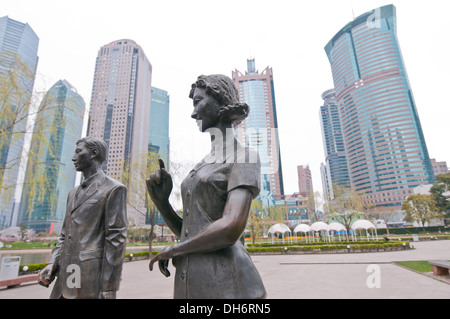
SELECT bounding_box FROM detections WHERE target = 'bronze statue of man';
[38,136,127,299]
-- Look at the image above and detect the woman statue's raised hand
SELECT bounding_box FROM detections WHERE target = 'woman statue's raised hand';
[146,159,173,204]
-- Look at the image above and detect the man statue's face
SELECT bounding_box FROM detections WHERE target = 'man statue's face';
[72,142,94,172]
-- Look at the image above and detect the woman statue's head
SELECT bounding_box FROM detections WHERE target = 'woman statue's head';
[189,74,249,129]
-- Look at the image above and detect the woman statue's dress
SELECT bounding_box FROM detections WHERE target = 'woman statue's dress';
[173,143,267,299]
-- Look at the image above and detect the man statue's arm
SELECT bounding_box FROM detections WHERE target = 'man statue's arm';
[38,218,66,287]
[100,185,128,296]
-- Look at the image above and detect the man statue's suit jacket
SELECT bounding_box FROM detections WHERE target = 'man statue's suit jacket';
[48,171,127,299]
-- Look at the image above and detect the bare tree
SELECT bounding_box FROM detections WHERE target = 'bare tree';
[402,194,442,231]
[247,199,264,245]
[327,185,368,233]
[120,151,160,255]
[1,52,77,221]
[120,152,194,255]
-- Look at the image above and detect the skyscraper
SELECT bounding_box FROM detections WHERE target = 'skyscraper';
[297,165,315,215]
[319,88,350,200]
[148,86,170,226]
[0,16,39,229]
[149,86,170,166]
[297,165,314,197]
[324,5,435,212]
[17,80,85,234]
[87,39,152,225]
[232,59,284,207]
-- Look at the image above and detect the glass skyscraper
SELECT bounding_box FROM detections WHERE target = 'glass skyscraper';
[324,5,435,212]
[17,80,85,233]
[319,88,350,200]
[149,86,170,166]
[148,86,170,226]
[0,16,39,229]
[232,59,284,207]
[87,39,152,226]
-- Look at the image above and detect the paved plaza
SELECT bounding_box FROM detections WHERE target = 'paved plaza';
[1,240,449,299]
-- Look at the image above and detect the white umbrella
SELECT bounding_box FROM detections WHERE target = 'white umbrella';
[328,222,347,241]
[294,224,311,243]
[351,219,378,241]
[310,222,330,242]
[268,223,292,244]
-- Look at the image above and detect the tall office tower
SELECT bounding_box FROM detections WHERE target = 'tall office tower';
[17,80,85,234]
[297,165,314,196]
[232,59,284,207]
[149,87,170,166]
[324,5,435,213]
[297,165,315,216]
[87,39,152,225]
[0,16,39,229]
[319,89,350,200]
[148,86,170,226]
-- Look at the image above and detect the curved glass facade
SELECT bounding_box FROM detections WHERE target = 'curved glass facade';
[324,5,435,211]
[17,80,85,233]
[0,16,39,229]
[149,86,170,166]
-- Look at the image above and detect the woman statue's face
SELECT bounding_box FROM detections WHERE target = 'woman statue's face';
[191,87,222,132]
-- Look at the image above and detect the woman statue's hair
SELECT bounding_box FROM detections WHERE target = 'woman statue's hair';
[189,74,250,126]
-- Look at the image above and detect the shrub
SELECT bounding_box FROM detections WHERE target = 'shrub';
[19,263,48,272]
[246,242,410,254]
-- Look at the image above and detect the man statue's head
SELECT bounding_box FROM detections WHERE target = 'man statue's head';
[72,136,107,172]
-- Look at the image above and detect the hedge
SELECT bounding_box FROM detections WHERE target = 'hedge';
[18,251,159,273]
[246,242,410,253]
[19,263,48,273]
[17,242,411,273]
[124,251,155,258]
[376,226,449,235]
[248,240,384,248]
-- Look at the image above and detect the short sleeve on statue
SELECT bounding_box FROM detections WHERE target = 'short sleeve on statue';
[227,148,261,199]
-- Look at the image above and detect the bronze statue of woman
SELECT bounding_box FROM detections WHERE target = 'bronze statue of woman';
[146,74,266,299]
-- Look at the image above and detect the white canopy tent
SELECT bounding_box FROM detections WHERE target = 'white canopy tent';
[310,222,331,242]
[328,222,347,241]
[351,219,378,241]
[268,223,292,244]
[293,224,312,243]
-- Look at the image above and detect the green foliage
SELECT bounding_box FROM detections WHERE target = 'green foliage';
[395,261,433,273]
[119,150,161,223]
[19,263,48,272]
[402,194,442,229]
[1,51,36,203]
[247,199,266,245]
[19,250,161,273]
[2,240,57,249]
[246,241,410,253]
[430,172,450,224]
[248,240,383,247]
[124,251,157,258]
[375,226,449,235]
[1,52,80,216]
[326,185,370,230]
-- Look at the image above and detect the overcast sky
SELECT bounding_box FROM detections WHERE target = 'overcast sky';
[3,0,450,201]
